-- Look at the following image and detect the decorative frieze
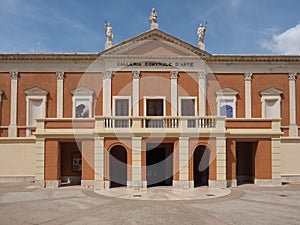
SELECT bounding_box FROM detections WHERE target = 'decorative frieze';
[170,70,179,79]
[289,72,297,81]
[56,71,64,80]
[10,71,19,80]
[198,71,207,79]
[244,72,253,81]
[132,71,140,79]
[104,71,113,80]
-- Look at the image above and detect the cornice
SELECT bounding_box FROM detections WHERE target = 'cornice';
[207,55,300,63]
[0,53,100,61]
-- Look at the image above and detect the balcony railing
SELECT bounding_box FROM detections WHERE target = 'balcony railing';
[101,116,219,129]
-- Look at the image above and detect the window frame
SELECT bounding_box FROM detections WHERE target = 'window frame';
[143,96,166,117]
[71,87,94,119]
[179,96,198,116]
[113,96,131,117]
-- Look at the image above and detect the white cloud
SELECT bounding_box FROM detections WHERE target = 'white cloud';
[262,23,300,54]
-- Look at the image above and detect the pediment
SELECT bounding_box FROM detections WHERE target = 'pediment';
[215,87,239,96]
[101,29,210,58]
[70,87,94,96]
[260,87,283,96]
[24,86,48,96]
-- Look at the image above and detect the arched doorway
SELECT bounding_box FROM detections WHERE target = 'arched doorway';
[193,145,210,187]
[109,145,127,188]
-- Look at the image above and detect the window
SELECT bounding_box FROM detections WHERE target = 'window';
[24,86,48,137]
[144,97,166,128]
[215,88,239,118]
[260,87,283,119]
[71,87,94,119]
[113,97,131,128]
[179,97,197,127]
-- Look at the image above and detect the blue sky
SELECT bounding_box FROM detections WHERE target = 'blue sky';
[0,0,300,54]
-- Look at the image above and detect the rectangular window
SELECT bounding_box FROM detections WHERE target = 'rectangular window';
[181,98,196,116]
[29,99,43,126]
[75,99,90,118]
[145,98,165,128]
[114,97,130,128]
[220,100,234,118]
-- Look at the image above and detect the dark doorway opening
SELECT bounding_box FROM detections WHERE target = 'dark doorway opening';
[193,145,210,187]
[109,145,127,188]
[60,142,82,186]
[236,142,257,185]
[146,144,173,187]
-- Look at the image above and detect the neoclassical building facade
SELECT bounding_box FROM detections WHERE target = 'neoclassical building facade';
[0,22,300,190]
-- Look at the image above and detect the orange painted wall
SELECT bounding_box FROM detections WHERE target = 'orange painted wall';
[207,74,245,117]
[82,140,94,180]
[0,73,10,137]
[139,72,171,116]
[252,74,289,125]
[45,140,60,180]
[255,139,272,179]
[64,72,102,117]
[189,138,216,181]
[226,139,236,180]
[18,73,57,136]
[104,139,132,181]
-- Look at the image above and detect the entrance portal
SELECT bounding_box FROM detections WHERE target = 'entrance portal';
[60,142,82,186]
[109,145,127,188]
[236,142,257,185]
[193,145,210,187]
[146,144,173,187]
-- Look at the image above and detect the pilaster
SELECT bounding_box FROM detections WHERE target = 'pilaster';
[35,137,45,187]
[271,138,282,186]
[131,137,143,189]
[177,137,191,188]
[244,72,253,118]
[103,71,113,116]
[8,71,18,137]
[56,72,64,118]
[132,71,140,116]
[214,137,227,188]
[289,72,298,136]
[198,71,207,116]
[170,70,178,116]
[94,137,105,190]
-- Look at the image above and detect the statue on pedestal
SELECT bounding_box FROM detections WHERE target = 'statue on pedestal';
[149,8,159,30]
[197,22,208,50]
[104,21,113,49]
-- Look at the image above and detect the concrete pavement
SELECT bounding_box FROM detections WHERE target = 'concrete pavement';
[0,183,299,225]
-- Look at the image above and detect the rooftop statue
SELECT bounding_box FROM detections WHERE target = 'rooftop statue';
[105,21,113,43]
[197,22,207,44]
[149,8,159,30]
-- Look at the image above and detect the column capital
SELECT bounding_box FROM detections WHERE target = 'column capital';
[244,72,253,81]
[198,71,208,79]
[10,71,19,80]
[289,72,297,81]
[104,71,113,80]
[56,71,64,80]
[170,70,179,79]
[132,71,140,79]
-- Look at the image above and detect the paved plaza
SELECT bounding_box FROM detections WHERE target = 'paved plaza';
[0,183,299,225]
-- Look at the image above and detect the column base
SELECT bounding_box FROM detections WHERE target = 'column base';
[289,124,298,137]
[173,180,194,189]
[255,179,282,186]
[45,180,61,188]
[209,180,227,188]
[227,179,237,187]
[94,180,106,190]
[8,125,17,137]
[35,180,45,188]
[81,180,94,188]
[127,181,147,190]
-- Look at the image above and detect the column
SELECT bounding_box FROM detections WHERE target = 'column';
[170,70,178,116]
[132,71,140,116]
[244,72,253,118]
[289,72,298,136]
[35,137,45,187]
[214,137,227,188]
[94,137,106,190]
[272,138,282,186]
[103,71,112,116]
[198,71,207,116]
[8,71,18,137]
[178,137,191,188]
[132,137,143,189]
[56,72,64,118]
